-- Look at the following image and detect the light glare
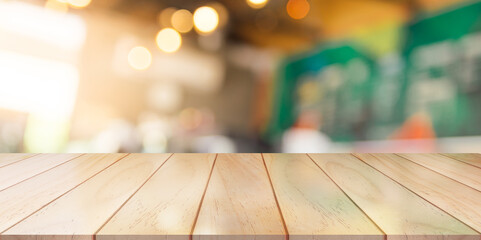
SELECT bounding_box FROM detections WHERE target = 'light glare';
[128,46,152,70]
[193,6,219,34]
[247,0,268,9]
[0,1,86,50]
[156,28,182,53]
[171,9,193,33]
[158,7,177,27]
[0,50,79,118]
[45,0,69,13]
[68,0,91,8]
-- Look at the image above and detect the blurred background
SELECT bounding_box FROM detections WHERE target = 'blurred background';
[0,0,480,153]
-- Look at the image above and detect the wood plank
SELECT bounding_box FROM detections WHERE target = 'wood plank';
[193,153,286,240]
[355,153,481,232]
[0,153,126,233]
[0,153,82,191]
[2,153,171,240]
[308,153,478,240]
[442,153,481,169]
[398,153,481,192]
[97,153,216,240]
[0,153,37,168]
[263,153,384,240]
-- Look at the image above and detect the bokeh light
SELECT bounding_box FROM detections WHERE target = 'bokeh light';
[67,0,91,9]
[286,0,310,20]
[207,2,229,28]
[44,0,68,13]
[158,7,177,27]
[171,9,193,33]
[127,46,152,70]
[193,6,219,34]
[156,28,182,53]
[247,0,268,9]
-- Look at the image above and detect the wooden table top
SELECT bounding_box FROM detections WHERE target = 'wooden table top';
[0,153,480,240]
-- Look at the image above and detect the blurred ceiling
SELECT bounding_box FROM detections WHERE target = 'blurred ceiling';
[81,0,467,51]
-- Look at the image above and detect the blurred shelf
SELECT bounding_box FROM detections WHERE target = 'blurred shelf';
[330,136,481,152]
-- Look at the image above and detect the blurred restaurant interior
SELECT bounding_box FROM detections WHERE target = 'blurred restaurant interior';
[0,0,480,153]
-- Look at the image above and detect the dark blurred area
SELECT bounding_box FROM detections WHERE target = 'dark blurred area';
[0,0,480,153]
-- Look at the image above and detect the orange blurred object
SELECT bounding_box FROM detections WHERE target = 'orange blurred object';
[293,110,320,130]
[286,0,310,20]
[391,113,436,140]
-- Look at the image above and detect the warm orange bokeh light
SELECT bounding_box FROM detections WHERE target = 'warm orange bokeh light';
[45,0,69,12]
[286,0,310,20]
[68,0,91,9]
[156,28,182,53]
[171,9,193,33]
[247,0,268,9]
[193,6,219,34]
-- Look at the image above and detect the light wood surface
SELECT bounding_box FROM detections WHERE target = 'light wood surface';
[0,153,480,240]
[355,153,481,232]
[0,153,37,168]
[192,153,286,240]
[399,153,481,192]
[0,153,126,233]
[3,153,171,240]
[442,153,481,168]
[0,153,82,191]
[98,153,216,240]
[263,153,383,240]
[308,153,479,240]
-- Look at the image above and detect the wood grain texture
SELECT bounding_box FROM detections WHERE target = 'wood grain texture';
[192,153,286,240]
[1,153,480,240]
[2,153,171,240]
[355,153,481,232]
[398,153,481,192]
[442,154,481,169]
[263,153,384,240]
[308,153,478,240]
[0,153,36,168]
[0,153,82,191]
[0,153,126,233]
[97,153,217,240]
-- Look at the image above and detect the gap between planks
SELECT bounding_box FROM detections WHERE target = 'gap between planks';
[93,153,216,240]
[261,153,290,240]
[0,154,86,192]
[394,153,481,194]
[0,153,131,235]
[93,153,175,237]
[0,153,40,169]
[188,154,218,240]
[440,153,481,170]
[305,153,387,240]
[353,153,481,235]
